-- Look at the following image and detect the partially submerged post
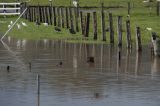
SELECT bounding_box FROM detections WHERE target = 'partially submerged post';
[37,74,40,95]
[136,27,142,52]
[109,12,114,44]
[101,2,106,41]
[93,12,98,40]
[126,20,132,49]
[117,16,123,47]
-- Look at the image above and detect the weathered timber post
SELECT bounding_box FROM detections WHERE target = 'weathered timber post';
[57,7,61,27]
[46,6,49,24]
[136,27,142,52]
[80,11,85,35]
[61,8,65,28]
[101,3,106,41]
[28,7,32,22]
[109,13,114,44]
[53,7,56,26]
[32,7,34,21]
[49,5,53,25]
[40,7,43,22]
[37,74,40,94]
[126,20,132,49]
[117,16,123,47]
[69,7,75,32]
[93,12,98,40]
[157,1,160,16]
[37,5,41,23]
[85,13,90,37]
[65,7,69,28]
[74,6,79,32]
[43,6,47,23]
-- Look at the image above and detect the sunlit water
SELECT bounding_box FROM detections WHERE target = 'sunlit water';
[0,37,160,106]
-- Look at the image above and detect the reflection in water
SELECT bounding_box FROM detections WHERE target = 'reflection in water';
[73,44,78,77]
[151,57,160,77]
[0,38,160,106]
[135,52,141,78]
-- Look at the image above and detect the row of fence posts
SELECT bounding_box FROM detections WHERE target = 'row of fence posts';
[20,2,160,54]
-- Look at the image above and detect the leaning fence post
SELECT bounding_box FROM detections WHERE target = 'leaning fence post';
[117,16,123,47]
[101,2,106,41]
[136,27,142,52]
[93,12,97,40]
[109,12,114,44]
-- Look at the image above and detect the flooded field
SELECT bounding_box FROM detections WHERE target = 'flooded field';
[0,37,160,106]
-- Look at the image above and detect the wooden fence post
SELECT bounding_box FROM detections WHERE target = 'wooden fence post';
[117,16,122,47]
[40,7,44,22]
[49,5,53,25]
[69,7,75,32]
[46,6,49,24]
[136,27,142,52]
[37,5,41,23]
[93,12,97,40]
[53,7,57,26]
[126,20,132,49]
[80,11,85,35]
[57,7,61,27]
[65,7,69,28]
[85,13,90,37]
[101,2,106,41]
[28,7,32,22]
[43,7,47,23]
[74,7,79,32]
[61,8,65,28]
[109,12,114,44]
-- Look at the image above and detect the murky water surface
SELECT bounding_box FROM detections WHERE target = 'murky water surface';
[0,37,160,106]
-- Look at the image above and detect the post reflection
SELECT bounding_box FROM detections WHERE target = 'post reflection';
[151,57,160,78]
[135,52,141,78]
[73,44,78,77]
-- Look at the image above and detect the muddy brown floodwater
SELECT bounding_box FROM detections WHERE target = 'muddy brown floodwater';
[0,37,160,106]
